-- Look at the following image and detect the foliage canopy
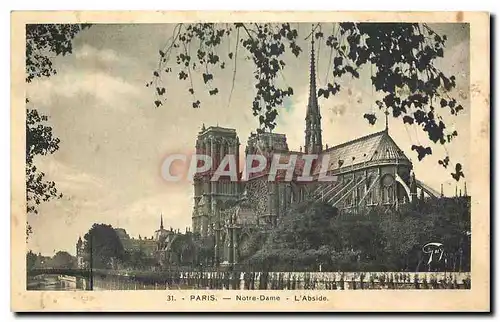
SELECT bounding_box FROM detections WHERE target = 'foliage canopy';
[150,22,465,181]
[25,24,90,237]
[83,223,125,269]
[246,198,471,272]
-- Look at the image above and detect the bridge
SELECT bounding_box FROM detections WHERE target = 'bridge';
[27,268,94,290]
[27,268,144,290]
[27,268,92,278]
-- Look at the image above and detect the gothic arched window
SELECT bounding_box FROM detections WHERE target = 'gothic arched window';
[382,174,395,204]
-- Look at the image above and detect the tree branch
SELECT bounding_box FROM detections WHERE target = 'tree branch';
[227,27,240,109]
[240,23,256,41]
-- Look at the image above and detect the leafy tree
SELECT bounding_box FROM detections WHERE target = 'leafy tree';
[26,24,91,83]
[26,250,37,270]
[25,24,91,237]
[169,233,197,266]
[193,236,215,267]
[247,198,471,272]
[238,230,267,261]
[246,201,341,270]
[51,251,76,269]
[377,212,425,271]
[331,211,387,269]
[247,201,388,271]
[26,104,61,215]
[83,223,125,269]
[405,197,471,271]
[149,23,465,180]
[124,249,156,270]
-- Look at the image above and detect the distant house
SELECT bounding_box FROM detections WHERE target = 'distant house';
[114,228,156,257]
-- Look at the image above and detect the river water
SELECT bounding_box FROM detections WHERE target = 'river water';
[27,274,80,291]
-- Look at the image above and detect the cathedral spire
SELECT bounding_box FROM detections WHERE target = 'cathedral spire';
[304,27,323,154]
[160,213,164,230]
[308,32,319,116]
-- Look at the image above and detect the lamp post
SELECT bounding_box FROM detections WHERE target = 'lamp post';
[89,234,94,290]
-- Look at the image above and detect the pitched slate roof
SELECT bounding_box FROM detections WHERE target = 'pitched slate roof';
[312,130,410,175]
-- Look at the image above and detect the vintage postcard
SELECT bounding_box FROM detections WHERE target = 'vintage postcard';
[11,11,490,312]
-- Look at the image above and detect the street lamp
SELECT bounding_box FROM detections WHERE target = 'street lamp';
[88,234,94,290]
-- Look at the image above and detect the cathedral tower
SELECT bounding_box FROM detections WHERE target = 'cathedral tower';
[192,125,240,237]
[304,33,323,154]
[76,236,84,268]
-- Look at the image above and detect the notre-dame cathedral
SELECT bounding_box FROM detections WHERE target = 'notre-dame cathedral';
[189,38,442,267]
[75,39,449,271]
[77,38,445,270]
[77,38,446,270]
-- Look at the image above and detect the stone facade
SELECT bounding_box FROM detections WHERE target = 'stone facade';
[74,39,440,271]
[115,228,157,257]
[75,216,195,269]
[189,39,437,267]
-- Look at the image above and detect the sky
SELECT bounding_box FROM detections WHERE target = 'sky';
[26,23,470,256]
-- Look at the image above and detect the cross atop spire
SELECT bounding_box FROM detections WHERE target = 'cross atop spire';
[384,108,389,132]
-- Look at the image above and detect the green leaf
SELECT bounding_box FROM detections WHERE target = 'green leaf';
[202,73,213,83]
[363,113,377,125]
[156,87,166,95]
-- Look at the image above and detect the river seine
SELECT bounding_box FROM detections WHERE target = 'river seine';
[27,274,78,291]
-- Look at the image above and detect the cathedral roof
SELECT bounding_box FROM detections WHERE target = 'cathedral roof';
[247,131,289,153]
[154,228,172,242]
[198,125,237,137]
[312,130,410,175]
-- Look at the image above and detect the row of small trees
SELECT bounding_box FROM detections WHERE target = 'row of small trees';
[26,225,156,271]
[74,196,470,273]
[33,195,469,273]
